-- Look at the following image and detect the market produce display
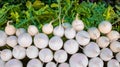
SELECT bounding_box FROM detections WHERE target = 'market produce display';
[0,0,120,67]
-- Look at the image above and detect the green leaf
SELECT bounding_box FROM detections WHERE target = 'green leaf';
[26,1,32,9]
[51,3,58,8]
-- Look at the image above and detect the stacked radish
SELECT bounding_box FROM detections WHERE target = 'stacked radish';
[0,17,119,67]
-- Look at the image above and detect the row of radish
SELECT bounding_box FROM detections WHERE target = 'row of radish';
[0,14,120,67]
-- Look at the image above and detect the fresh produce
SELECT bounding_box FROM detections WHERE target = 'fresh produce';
[53,25,64,37]
[28,25,38,36]
[42,23,53,34]
[110,41,120,52]
[0,30,7,46]
[46,62,56,67]
[0,58,5,67]
[6,36,17,47]
[16,28,26,37]
[58,63,69,67]
[107,59,120,67]
[27,59,43,67]
[64,28,76,39]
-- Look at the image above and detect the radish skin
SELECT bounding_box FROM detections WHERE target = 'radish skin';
[7,36,17,47]
[28,25,38,36]
[42,23,53,34]
[107,59,120,67]
[65,28,76,39]
[16,28,26,37]
[53,25,64,37]
[0,30,7,46]
[58,63,69,67]
[110,41,120,53]
[27,59,43,67]
[46,62,56,67]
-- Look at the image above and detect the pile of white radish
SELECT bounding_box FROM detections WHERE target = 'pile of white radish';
[0,14,120,67]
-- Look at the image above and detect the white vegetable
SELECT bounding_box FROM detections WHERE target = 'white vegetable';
[107,59,120,67]
[98,21,112,34]
[46,62,56,67]
[100,48,113,61]
[49,36,63,51]
[64,39,79,54]
[0,58,5,67]
[34,33,49,49]
[62,22,72,29]
[27,59,43,67]
[69,53,88,67]
[88,27,100,40]
[5,21,16,35]
[72,14,84,31]
[53,25,64,37]
[0,49,12,61]
[116,52,120,62]
[26,46,39,59]
[58,63,69,67]
[64,28,76,39]
[83,42,100,58]
[0,30,7,46]
[39,48,53,63]
[28,25,38,36]
[96,36,110,48]
[42,23,53,34]
[89,57,104,67]
[54,50,68,63]
[18,33,32,47]
[110,41,120,53]
[107,30,120,41]
[5,59,23,67]
[76,30,90,46]
[7,36,17,47]
[12,45,26,59]
[16,28,26,36]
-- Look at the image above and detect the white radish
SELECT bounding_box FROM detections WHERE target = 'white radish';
[83,42,100,58]
[27,59,43,67]
[64,39,79,54]
[98,21,112,34]
[18,33,32,47]
[69,53,88,67]
[5,21,16,35]
[26,46,39,59]
[53,25,64,37]
[76,30,90,46]
[0,49,12,61]
[39,48,53,63]
[107,59,120,67]
[28,25,38,36]
[58,63,69,67]
[5,59,23,67]
[96,36,110,48]
[42,23,53,34]
[16,28,26,36]
[89,57,104,67]
[7,36,17,47]
[12,45,26,59]
[46,62,56,67]
[34,33,49,49]
[72,14,84,31]
[107,30,120,41]
[0,58,5,67]
[64,28,76,39]
[0,30,7,46]
[110,41,120,53]
[54,50,68,63]
[116,52,120,62]
[62,22,72,29]
[88,27,100,40]
[49,36,63,51]
[100,48,113,61]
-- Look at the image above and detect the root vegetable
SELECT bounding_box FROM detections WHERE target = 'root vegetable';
[42,23,53,34]
[83,42,100,58]
[5,59,23,67]
[89,57,104,67]
[0,58,5,67]
[98,21,112,34]
[5,21,16,35]
[18,33,32,47]
[53,25,64,37]
[88,27,100,40]
[62,22,72,29]
[110,41,120,53]
[34,33,49,49]
[49,36,63,51]
[27,59,43,67]
[107,59,120,67]
[100,48,113,61]
[28,25,38,36]
[116,52,120,62]
[16,28,26,36]
[58,63,69,67]
[12,45,26,59]
[76,30,90,46]
[0,49,12,61]
[69,53,88,67]
[7,36,17,47]
[64,28,76,39]
[64,39,79,54]
[26,46,39,59]
[54,50,68,63]
[39,48,53,63]
[0,30,7,46]
[96,36,110,48]
[46,62,56,67]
